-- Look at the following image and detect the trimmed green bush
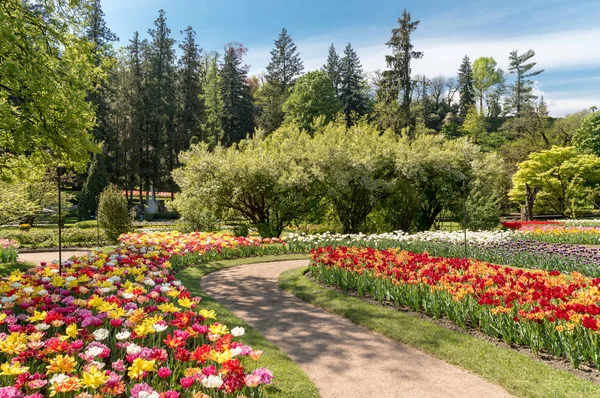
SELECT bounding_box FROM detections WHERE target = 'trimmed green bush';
[98,184,133,242]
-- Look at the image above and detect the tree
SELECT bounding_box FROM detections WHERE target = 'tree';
[0,0,103,176]
[220,43,254,146]
[98,184,133,242]
[78,154,109,220]
[201,54,224,146]
[472,57,503,114]
[310,122,399,233]
[177,27,204,148]
[509,146,600,217]
[322,44,342,97]
[462,106,488,143]
[173,128,317,237]
[254,81,287,134]
[146,9,177,196]
[339,43,367,125]
[381,9,423,136]
[573,112,600,157]
[266,28,304,92]
[505,49,544,115]
[282,71,340,132]
[457,56,475,117]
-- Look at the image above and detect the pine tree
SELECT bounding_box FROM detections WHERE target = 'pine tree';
[177,27,204,148]
[220,43,254,146]
[381,9,423,137]
[84,0,119,179]
[201,54,224,146]
[457,56,475,117]
[266,28,304,92]
[78,154,109,220]
[322,44,341,97]
[146,10,176,197]
[506,49,544,115]
[339,43,367,125]
[255,81,287,134]
[125,32,147,204]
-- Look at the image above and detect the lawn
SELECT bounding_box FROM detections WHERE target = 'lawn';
[0,261,35,276]
[279,267,600,398]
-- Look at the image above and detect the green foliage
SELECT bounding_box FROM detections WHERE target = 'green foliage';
[201,54,225,146]
[266,28,304,92]
[98,184,133,242]
[472,57,504,114]
[457,56,475,117]
[232,224,249,237]
[78,154,108,220]
[173,127,317,238]
[505,49,544,115]
[254,81,287,134]
[0,0,103,175]
[339,43,367,125]
[509,146,600,217]
[322,44,341,97]
[282,71,340,132]
[220,43,254,145]
[0,228,107,248]
[573,112,600,157]
[75,220,98,229]
[465,152,506,229]
[310,122,398,233]
[462,106,489,143]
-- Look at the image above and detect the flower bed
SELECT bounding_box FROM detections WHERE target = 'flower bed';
[517,225,600,245]
[501,220,560,230]
[0,232,278,397]
[309,246,600,369]
[0,239,18,263]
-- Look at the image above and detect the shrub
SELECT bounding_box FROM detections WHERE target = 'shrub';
[98,184,133,242]
[74,220,97,229]
[232,223,249,237]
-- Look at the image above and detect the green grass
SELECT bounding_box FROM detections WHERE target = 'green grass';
[279,267,600,398]
[0,261,35,276]
[176,254,318,398]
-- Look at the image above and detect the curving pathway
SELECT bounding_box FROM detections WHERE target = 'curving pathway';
[18,250,91,266]
[202,260,513,398]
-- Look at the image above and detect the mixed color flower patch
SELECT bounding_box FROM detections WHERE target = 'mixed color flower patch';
[0,239,18,263]
[0,232,278,397]
[310,246,600,369]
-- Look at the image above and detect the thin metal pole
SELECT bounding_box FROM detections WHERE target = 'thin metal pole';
[463,180,467,259]
[57,168,62,275]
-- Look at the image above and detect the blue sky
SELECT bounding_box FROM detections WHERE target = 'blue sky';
[102,0,600,116]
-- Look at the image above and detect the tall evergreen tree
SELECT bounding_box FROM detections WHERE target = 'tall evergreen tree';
[381,9,423,137]
[457,55,475,117]
[147,10,176,197]
[201,54,224,147]
[254,81,287,134]
[265,28,304,92]
[125,32,148,203]
[78,154,109,220]
[322,44,342,97]
[339,43,367,125]
[84,0,119,181]
[506,49,544,115]
[177,26,204,149]
[220,43,254,146]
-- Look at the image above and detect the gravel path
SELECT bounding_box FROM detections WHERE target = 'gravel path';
[202,260,513,398]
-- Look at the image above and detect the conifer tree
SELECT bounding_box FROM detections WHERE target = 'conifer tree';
[322,44,341,97]
[220,43,254,146]
[266,28,304,92]
[147,10,176,197]
[457,55,475,117]
[78,154,109,220]
[381,9,423,137]
[339,43,367,125]
[506,49,544,115]
[201,54,224,146]
[177,27,204,148]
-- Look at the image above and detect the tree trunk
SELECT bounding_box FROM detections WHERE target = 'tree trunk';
[520,183,540,221]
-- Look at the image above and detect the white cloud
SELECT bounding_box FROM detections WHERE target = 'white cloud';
[246,27,600,117]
